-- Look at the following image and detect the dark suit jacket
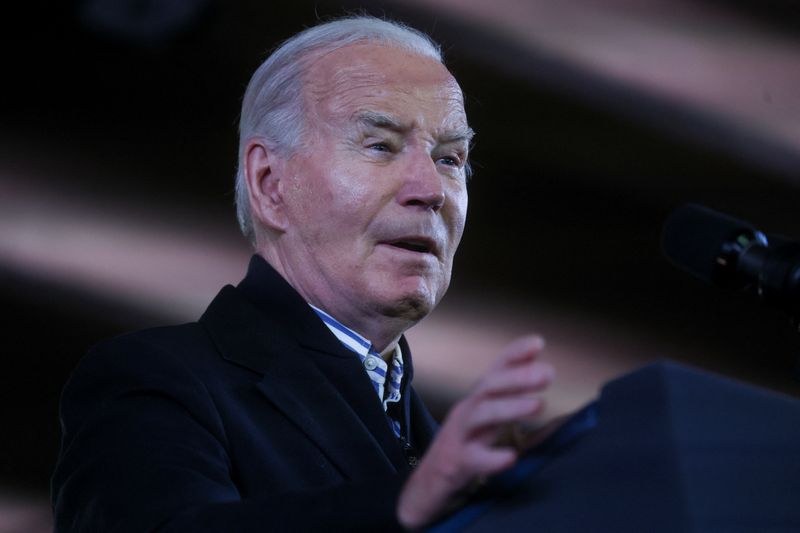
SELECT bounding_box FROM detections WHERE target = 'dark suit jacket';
[52,255,438,532]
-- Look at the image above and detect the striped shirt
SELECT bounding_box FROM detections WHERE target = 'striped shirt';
[309,304,404,438]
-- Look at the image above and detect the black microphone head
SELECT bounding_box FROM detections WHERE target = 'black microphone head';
[661,204,765,288]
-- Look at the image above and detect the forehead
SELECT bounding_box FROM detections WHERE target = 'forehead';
[304,43,468,134]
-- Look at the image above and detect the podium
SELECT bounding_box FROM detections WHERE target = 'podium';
[431,361,800,533]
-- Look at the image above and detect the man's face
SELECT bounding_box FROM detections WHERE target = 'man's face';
[272,43,470,335]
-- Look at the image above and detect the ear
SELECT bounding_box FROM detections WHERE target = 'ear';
[244,138,289,232]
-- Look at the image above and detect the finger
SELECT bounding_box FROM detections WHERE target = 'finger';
[499,335,546,364]
[463,395,545,434]
[462,444,518,476]
[475,360,555,397]
[488,335,546,372]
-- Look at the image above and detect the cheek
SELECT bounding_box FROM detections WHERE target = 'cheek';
[331,175,369,210]
[448,188,468,241]
[285,184,324,230]
[325,157,382,207]
[326,166,393,231]
[288,170,382,246]
[283,164,345,222]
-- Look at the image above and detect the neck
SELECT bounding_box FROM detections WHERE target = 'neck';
[377,339,400,364]
[256,250,412,353]
[317,302,404,354]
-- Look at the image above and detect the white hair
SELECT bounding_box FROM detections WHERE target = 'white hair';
[235,16,444,244]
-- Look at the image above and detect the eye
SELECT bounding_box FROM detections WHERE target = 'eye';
[367,142,392,153]
[436,152,465,170]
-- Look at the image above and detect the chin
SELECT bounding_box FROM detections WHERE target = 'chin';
[378,282,444,323]
[364,266,450,320]
[385,296,431,322]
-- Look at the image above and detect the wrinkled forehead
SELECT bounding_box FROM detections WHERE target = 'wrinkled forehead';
[303,43,468,132]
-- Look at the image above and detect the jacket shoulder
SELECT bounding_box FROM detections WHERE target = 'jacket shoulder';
[91,321,212,359]
[60,322,229,436]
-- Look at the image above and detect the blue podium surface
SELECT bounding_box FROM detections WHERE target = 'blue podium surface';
[431,361,800,533]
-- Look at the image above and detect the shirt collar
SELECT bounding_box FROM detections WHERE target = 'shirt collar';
[308,304,399,361]
[309,304,404,397]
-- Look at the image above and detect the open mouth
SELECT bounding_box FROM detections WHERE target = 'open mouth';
[386,239,435,255]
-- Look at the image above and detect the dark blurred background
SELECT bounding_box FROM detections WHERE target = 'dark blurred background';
[3,0,800,529]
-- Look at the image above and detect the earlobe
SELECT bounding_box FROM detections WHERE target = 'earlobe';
[244,138,289,231]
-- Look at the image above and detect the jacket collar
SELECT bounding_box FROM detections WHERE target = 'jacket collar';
[199,255,412,476]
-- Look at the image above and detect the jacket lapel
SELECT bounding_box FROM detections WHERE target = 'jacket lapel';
[399,336,439,452]
[254,350,402,479]
[200,256,407,479]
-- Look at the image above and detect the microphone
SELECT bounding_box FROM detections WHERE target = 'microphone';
[661,204,800,320]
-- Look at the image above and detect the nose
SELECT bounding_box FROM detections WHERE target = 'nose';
[396,152,446,211]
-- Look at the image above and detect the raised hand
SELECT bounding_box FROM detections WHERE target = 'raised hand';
[397,335,555,529]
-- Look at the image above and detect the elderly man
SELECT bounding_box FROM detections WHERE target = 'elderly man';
[52,16,554,531]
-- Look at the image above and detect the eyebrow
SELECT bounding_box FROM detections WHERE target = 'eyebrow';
[356,111,403,131]
[355,110,475,145]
